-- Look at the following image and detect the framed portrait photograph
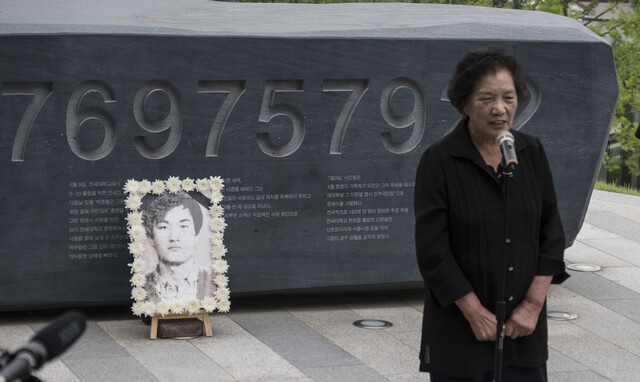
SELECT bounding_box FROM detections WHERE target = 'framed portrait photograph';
[124,176,230,317]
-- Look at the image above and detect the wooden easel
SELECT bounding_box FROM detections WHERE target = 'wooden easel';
[150,309,213,340]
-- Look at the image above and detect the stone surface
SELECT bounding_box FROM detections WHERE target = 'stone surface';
[157,317,204,338]
[0,1,618,309]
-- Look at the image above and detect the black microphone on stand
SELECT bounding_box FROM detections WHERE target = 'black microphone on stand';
[494,130,517,382]
[0,310,86,382]
[497,130,518,175]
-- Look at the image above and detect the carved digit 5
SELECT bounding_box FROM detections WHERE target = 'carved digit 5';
[133,80,183,159]
[380,77,426,154]
[2,82,53,162]
[257,80,305,158]
[322,79,369,155]
[66,80,117,161]
[198,80,246,157]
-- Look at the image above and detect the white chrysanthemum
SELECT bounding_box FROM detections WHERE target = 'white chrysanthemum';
[143,301,156,317]
[182,177,195,192]
[217,299,231,313]
[209,205,224,218]
[209,176,224,191]
[139,179,152,194]
[209,217,227,233]
[126,212,143,227]
[202,297,217,312]
[131,287,147,301]
[132,302,145,316]
[170,299,185,314]
[124,179,140,194]
[128,241,145,257]
[213,259,229,274]
[215,287,230,301]
[129,258,145,273]
[196,178,210,193]
[166,176,181,194]
[186,298,200,314]
[151,180,165,195]
[128,225,146,241]
[156,301,170,316]
[210,232,224,246]
[130,273,146,288]
[214,274,228,288]
[125,195,142,211]
[211,245,227,259]
[210,190,224,204]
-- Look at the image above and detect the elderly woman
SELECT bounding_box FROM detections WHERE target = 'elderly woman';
[414,48,569,381]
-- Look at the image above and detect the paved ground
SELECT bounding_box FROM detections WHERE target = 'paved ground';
[1,189,639,382]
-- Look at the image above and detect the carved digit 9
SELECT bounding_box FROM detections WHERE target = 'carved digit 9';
[2,82,53,162]
[512,79,541,131]
[380,77,426,154]
[198,80,246,157]
[66,80,117,161]
[257,80,305,158]
[322,79,369,155]
[133,80,182,159]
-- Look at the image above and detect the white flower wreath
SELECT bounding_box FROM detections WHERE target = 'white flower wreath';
[124,176,231,317]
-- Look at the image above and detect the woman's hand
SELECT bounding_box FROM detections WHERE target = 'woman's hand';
[504,275,553,339]
[455,292,497,341]
[504,300,540,339]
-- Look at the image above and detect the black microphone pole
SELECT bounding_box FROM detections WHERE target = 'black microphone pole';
[494,131,517,382]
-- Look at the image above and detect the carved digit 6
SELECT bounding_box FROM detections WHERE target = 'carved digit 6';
[257,80,305,158]
[133,80,183,160]
[66,80,117,161]
[379,77,426,154]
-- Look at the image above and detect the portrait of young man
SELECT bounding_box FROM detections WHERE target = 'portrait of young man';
[141,192,215,303]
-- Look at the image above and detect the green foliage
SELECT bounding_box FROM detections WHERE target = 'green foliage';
[585,0,640,177]
[594,180,640,196]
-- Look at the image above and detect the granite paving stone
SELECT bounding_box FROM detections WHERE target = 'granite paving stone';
[597,266,640,294]
[190,315,307,382]
[228,309,367,369]
[564,240,632,267]
[561,270,639,301]
[288,303,419,376]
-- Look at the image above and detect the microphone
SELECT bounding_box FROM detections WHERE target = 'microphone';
[497,130,518,174]
[0,310,86,382]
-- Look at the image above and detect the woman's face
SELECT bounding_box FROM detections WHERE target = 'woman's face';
[464,68,518,141]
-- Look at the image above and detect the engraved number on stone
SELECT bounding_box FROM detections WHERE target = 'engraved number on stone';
[66,80,117,161]
[2,82,53,162]
[257,80,305,158]
[198,80,246,157]
[380,77,426,154]
[133,80,183,159]
[322,79,369,155]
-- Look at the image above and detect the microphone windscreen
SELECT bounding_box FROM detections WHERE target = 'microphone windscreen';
[32,310,87,360]
[497,130,514,144]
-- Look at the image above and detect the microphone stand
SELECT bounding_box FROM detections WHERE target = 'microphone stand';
[494,160,515,382]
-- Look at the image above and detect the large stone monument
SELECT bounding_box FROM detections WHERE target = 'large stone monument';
[0,1,618,310]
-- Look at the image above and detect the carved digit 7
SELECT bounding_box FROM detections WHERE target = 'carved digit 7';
[322,79,369,155]
[2,82,53,162]
[198,80,246,157]
[257,80,305,158]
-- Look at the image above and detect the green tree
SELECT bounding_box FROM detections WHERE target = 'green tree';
[584,1,640,183]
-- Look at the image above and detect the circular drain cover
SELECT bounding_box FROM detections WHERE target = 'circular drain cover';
[353,319,393,329]
[547,311,578,321]
[567,263,601,272]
